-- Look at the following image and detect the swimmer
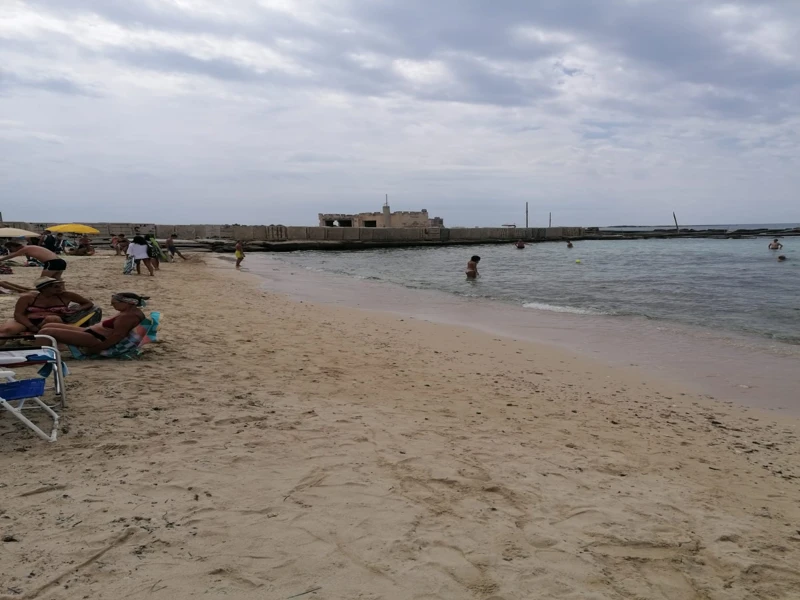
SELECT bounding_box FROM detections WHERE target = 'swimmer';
[466,255,480,279]
[769,239,783,250]
[778,255,787,262]
[515,240,525,249]
[566,240,574,249]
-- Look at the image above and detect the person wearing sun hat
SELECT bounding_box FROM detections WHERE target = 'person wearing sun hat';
[40,292,150,355]
[0,277,93,337]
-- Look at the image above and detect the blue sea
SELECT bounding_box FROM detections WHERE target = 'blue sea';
[273,236,800,345]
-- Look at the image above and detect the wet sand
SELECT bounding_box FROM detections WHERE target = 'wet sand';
[251,254,800,415]
[0,254,799,599]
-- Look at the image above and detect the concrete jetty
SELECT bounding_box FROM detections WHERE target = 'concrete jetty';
[2,221,797,253]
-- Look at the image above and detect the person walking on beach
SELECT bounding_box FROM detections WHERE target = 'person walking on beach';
[0,241,67,279]
[235,241,245,269]
[166,234,188,261]
[144,234,164,270]
[127,235,155,276]
[466,255,480,279]
[769,239,783,250]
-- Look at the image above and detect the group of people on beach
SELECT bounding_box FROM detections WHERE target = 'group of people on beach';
[33,229,97,257]
[117,233,187,276]
[0,231,167,355]
[0,277,149,355]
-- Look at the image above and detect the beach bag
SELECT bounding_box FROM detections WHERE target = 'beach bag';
[146,242,158,259]
[123,255,134,275]
[63,305,103,327]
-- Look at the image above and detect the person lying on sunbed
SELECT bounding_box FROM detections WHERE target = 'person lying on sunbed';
[0,277,93,336]
[0,280,33,294]
[39,292,149,354]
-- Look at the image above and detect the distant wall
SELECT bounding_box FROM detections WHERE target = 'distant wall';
[3,222,583,244]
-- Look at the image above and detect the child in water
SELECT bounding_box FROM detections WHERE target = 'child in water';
[466,256,480,279]
[235,241,245,269]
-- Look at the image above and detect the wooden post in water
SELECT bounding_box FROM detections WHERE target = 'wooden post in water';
[673,212,679,231]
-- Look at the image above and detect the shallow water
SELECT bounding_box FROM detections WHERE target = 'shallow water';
[273,237,800,345]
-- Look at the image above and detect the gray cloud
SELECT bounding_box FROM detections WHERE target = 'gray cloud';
[0,70,98,96]
[1,0,799,225]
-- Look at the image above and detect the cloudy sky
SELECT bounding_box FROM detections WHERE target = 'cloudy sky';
[2,0,799,227]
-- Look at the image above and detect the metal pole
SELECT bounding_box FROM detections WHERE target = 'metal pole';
[549,212,552,228]
[673,212,679,231]
[525,203,528,228]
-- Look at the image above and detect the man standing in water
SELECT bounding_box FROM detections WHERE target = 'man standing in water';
[466,255,480,279]
[769,239,783,250]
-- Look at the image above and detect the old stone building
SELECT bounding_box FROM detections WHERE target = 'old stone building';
[319,204,443,228]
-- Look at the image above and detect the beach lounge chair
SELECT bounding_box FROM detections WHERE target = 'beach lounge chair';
[0,335,66,442]
[69,312,160,360]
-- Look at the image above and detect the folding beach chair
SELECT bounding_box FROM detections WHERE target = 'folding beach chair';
[0,335,67,442]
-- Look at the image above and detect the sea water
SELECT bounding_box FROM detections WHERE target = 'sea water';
[273,237,799,345]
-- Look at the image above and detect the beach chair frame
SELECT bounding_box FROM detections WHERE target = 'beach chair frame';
[0,335,66,442]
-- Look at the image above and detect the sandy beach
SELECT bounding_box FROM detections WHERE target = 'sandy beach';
[1,253,799,600]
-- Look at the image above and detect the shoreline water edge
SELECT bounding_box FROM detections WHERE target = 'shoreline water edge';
[250,252,799,416]
[1,254,798,599]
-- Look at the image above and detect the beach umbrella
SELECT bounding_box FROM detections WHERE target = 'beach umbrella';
[48,224,101,235]
[0,227,41,238]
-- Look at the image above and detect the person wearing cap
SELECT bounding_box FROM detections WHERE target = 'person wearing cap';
[0,278,92,337]
[40,292,149,354]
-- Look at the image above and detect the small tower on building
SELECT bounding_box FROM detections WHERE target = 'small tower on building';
[383,195,392,227]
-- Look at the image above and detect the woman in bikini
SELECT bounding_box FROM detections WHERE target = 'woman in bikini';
[0,277,93,336]
[39,292,149,354]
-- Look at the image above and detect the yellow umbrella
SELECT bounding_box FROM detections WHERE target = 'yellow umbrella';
[48,224,101,235]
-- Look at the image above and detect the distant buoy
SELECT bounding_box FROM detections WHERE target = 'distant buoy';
[575,259,581,264]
